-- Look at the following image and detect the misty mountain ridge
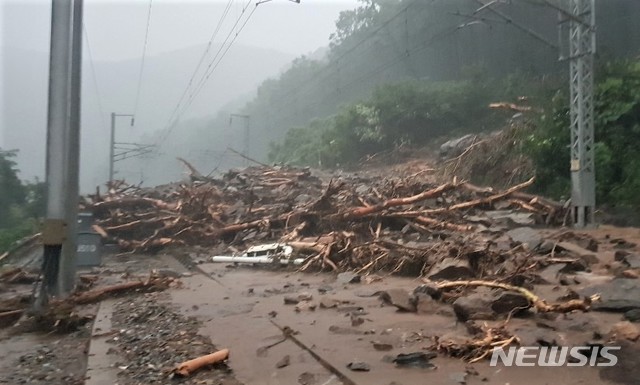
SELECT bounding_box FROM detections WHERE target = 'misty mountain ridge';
[2,42,294,191]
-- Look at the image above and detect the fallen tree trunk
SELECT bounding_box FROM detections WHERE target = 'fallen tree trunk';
[332,182,456,220]
[430,279,598,313]
[70,277,173,305]
[424,177,535,215]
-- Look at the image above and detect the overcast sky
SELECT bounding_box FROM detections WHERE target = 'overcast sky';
[0,0,360,148]
[1,0,359,59]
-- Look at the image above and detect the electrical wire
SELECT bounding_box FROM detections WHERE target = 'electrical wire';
[132,0,154,119]
[162,0,234,134]
[156,0,258,147]
[82,24,107,134]
[178,3,258,118]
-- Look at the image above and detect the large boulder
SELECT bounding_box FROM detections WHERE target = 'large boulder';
[580,279,640,312]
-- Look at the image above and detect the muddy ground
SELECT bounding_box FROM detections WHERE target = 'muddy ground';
[2,153,640,384]
[3,234,640,385]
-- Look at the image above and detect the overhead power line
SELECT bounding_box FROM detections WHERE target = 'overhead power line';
[162,0,234,134]
[132,0,154,119]
[156,0,259,147]
[82,23,107,135]
[178,3,258,118]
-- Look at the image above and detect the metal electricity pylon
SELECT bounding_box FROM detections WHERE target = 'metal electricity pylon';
[562,0,596,227]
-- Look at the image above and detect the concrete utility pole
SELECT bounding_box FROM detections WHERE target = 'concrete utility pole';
[59,0,84,295]
[558,0,596,228]
[41,0,76,303]
[230,113,250,166]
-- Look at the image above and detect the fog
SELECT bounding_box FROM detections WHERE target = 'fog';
[1,0,358,191]
[2,0,639,193]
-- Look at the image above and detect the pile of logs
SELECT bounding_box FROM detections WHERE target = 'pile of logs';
[85,164,567,278]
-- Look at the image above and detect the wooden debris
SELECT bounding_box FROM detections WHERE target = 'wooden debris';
[174,348,230,377]
[429,280,599,313]
[86,164,567,275]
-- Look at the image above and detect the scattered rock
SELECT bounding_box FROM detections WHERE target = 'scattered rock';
[351,315,365,327]
[379,289,416,312]
[346,361,370,372]
[284,296,299,305]
[484,210,535,226]
[608,321,640,342]
[506,227,542,250]
[452,290,496,321]
[428,258,474,281]
[295,301,317,312]
[319,298,340,309]
[556,241,599,263]
[624,309,640,322]
[298,292,313,301]
[537,240,555,254]
[298,372,317,385]
[372,342,393,351]
[392,352,437,369]
[152,268,183,279]
[600,341,640,384]
[580,279,640,312]
[337,272,361,285]
[538,264,565,284]
[329,325,368,335]
[363,275,383,284]
[558,259,588,274]
[317,284,333,294]
[490,292,531,315]
[413,283,442,300]
[615,250,640,269]
[275,355,290,369]
[415,293,440,314]
[449,371,468,384]
[611,238,636,249]
[576,237,599,252]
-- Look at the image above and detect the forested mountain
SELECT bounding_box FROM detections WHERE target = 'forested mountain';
[235,0,640,161]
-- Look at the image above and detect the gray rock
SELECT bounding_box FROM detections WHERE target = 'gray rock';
[428,258,474,281]
[506,227,542,250]
[379,289,416,312]
[580,279,640,312]
[452,290,496,321]
[537,240,555,254]
[440,134,475,158]
[415,293,440,314]
[538,264,565,284]
[558,259,588,274]
[449,372,467,384]
[275,355,290,369]
[491,292,531,315]
[624,309,640,322]
[600,341,640,384]
[346,361,370,372]
[615,250,640,269]
[337,272,361,285]
[484,210,535,226]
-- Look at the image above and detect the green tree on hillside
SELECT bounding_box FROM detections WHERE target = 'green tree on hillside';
[0,149,26,228]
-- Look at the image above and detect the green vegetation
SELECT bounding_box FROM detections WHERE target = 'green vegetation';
[269,77,509,167]
[0,149,44,253]
[526,60,640,207]
[270,59,640,210]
